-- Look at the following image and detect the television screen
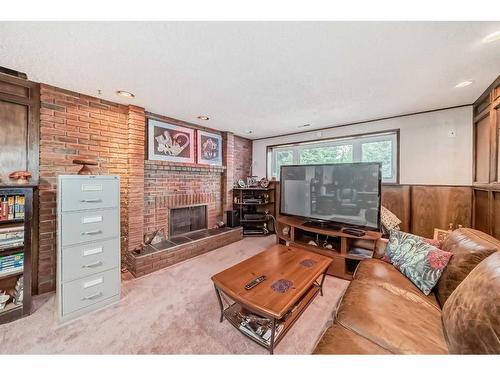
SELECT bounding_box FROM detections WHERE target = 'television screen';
[280,163,381,230]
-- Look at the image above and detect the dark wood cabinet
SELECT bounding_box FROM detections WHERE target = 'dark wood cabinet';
[0,185,36,324]
[0,73,40,294]
[472,75,500,238]
[0,73,40,184]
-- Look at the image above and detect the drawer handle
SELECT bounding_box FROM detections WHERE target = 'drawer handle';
[79,199,102,203]
[81,230,102,236]
[81,292,103,301]
[82,261,103,269]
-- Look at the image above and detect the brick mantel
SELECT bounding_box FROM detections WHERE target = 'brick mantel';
[144,160,226,173]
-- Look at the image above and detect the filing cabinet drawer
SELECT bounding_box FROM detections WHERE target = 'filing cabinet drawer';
[62,268,120,316]
[61,209,119,246]
[61,177,119,212]
[62,238,120,282]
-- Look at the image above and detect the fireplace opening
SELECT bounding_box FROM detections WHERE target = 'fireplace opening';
[169,204,208,237]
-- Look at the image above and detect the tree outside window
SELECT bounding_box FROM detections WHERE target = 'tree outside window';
[361,140,393,179]
[275,150,293,176]
[299,145,353,165]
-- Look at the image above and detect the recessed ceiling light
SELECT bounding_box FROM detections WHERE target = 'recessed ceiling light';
[483,30,500,44]
[455,80,473,88]
[245,130,253,134]
[116,90,135,98]
[197,115,210,121]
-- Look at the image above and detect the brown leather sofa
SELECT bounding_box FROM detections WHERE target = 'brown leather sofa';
[314,228,500,354]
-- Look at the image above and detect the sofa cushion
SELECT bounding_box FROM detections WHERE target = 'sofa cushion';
[442,252,500,354]
[335,279,448,354]
[313,323,391,354]
[384,230,452,295]
[354,259,440,309]
[436,228,499,307]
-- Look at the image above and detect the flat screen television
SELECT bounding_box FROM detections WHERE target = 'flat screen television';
[280,162,381,230]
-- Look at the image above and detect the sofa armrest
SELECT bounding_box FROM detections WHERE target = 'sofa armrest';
[373,238,389,259]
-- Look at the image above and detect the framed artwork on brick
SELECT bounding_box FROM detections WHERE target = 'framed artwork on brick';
[197,130,222,166]
[148,119,195,163]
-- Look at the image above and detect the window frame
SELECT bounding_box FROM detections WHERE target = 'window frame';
[266,129,400,184]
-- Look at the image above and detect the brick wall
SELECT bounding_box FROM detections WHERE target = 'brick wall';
[222,132,234,213]
[127,106,146,252]
[38,84,144,293]
[37,84,252,292]
[143,160,225,236]
[234,135,253,181]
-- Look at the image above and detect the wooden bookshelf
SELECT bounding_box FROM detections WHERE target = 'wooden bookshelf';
[276,215,382,280]
[0,185,36,324]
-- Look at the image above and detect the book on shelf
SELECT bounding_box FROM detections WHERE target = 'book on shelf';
[0,225,24,251]
[0,195,25,221]
[0,253,24,271]
[14,195,25,219]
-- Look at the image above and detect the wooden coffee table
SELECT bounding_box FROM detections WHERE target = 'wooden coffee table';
[211,244,332,354]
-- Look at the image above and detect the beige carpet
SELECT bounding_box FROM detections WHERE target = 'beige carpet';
[0,236,349,354]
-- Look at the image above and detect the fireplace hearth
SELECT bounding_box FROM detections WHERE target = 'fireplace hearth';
[126,226,243,277]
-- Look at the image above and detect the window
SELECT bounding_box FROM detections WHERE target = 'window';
[361,140,394,181]
[268,131,398,183]
[299,144,353,165]
[275,149,294,173]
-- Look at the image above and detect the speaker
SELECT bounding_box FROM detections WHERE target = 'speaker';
[226,210,240,228]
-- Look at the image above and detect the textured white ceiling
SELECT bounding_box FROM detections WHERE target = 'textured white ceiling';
[0,21,499,139]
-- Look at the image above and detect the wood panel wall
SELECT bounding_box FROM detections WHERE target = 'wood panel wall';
[381,185,472,238]
[380,185,411,232]
[472,75,500,239]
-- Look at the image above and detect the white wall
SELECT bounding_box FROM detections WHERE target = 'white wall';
[252,106,473,186]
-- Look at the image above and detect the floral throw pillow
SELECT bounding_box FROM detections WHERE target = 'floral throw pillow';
[383,230,453,295]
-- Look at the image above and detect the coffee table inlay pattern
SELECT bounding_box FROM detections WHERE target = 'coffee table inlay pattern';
[211,245,332,354]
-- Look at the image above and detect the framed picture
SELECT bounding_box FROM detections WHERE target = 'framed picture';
[197,130,222,166]
[148,119,195,163]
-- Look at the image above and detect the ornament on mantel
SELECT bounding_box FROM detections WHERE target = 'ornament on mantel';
[8,171,32,184]
[73,158,98,175]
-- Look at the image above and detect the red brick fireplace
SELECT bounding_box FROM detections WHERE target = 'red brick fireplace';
[37,84,252,293]
[143,159,225,237]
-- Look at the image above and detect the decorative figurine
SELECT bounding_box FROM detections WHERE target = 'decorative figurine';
[263,223,269,234]
[8,171,32,184]
[246,176,258,187]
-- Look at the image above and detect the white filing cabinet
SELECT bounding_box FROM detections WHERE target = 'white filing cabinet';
[57,175,121,322]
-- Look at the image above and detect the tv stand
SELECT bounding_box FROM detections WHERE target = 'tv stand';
[303,220,342,231]
[276,216,382,280]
